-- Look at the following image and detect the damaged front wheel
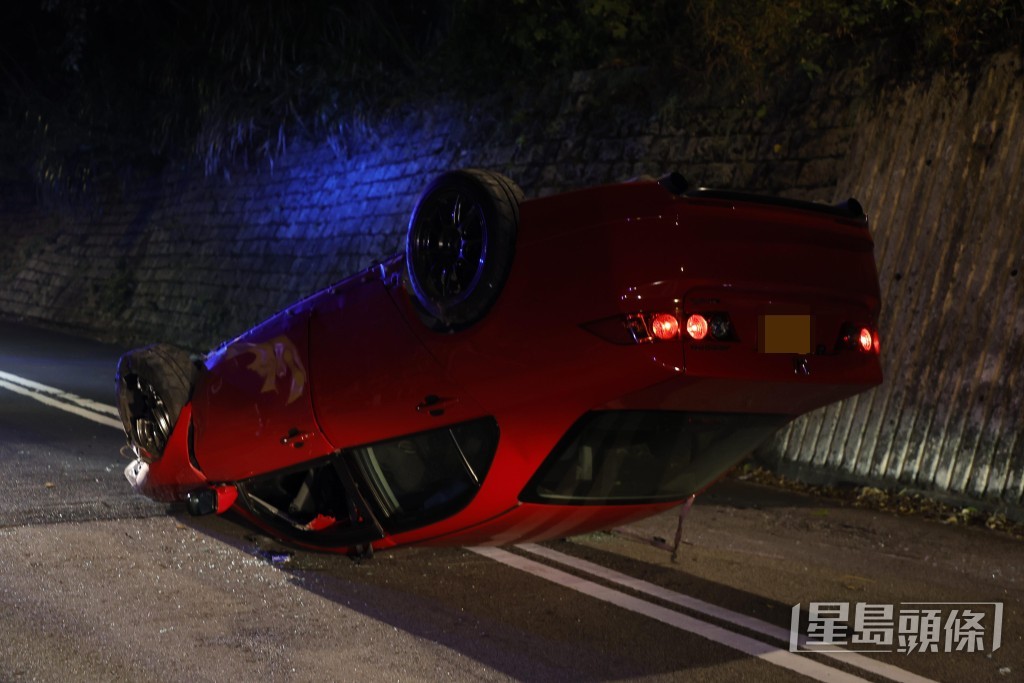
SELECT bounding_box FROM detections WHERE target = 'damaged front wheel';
[115,343,197,461]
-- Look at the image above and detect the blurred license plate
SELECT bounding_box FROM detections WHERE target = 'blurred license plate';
[760,315,811,354]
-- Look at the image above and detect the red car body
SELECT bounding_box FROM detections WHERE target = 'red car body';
[118,172,882,555]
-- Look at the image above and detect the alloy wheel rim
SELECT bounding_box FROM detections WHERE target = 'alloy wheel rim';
[412,189,488,308]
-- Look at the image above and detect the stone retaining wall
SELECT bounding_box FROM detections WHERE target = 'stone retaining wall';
[1,52,1020,514]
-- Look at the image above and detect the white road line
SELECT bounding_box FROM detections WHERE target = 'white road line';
[472,546,871,683]
[519,542,791,639]
[0,369,120,417]
[517,544,937,683]
[0,373,123,430]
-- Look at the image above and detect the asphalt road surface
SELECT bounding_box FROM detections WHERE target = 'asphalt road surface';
[0,318,1021,682]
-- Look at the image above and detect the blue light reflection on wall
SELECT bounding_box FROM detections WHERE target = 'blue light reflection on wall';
[254,123,463,292]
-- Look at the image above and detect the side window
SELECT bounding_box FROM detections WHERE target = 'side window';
[240,458,383,548]
[350,417,499,532]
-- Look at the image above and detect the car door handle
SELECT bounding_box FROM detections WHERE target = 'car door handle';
[280,428,314,448]
[416,394,458,417]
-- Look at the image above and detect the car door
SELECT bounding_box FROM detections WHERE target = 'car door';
[307,268,485,450]
[191,301,334,482]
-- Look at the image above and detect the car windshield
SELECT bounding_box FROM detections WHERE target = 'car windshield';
[350,417,499,532]
[521,411,787,504]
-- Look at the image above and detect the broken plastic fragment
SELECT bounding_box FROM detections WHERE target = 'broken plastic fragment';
[256,549,293,564]
[301,513,338,532]
[124,458,149,492]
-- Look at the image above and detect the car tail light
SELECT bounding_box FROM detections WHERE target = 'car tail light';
[685,314,709,341]
[584,311,738,345]
[708,313,733,340]
[858,328,873,352]
[583,312,681,344]
[838,324,880,354]
[650,313,680,340]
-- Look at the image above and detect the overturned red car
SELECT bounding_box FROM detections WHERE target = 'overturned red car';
[116,169,882,556]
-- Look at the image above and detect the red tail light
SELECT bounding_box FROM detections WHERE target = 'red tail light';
[583,312,682,344]
[858,327,873,352]
[650,313,680,340]
[686,314,709,341]
[839,324,880,354]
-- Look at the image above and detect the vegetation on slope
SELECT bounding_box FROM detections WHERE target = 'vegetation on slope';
[1,0,1020,191]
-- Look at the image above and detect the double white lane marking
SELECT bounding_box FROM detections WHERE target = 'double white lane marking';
[2,367,936,682]
[0,369,122,430]
[472,545,936,683]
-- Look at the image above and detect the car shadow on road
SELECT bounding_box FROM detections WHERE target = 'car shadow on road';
[179,507,810,681]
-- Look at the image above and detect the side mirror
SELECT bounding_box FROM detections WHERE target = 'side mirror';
[185,485,238,516]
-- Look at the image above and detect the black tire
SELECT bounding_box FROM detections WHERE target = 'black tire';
[115,343,198,461]
[405,169,522,331]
